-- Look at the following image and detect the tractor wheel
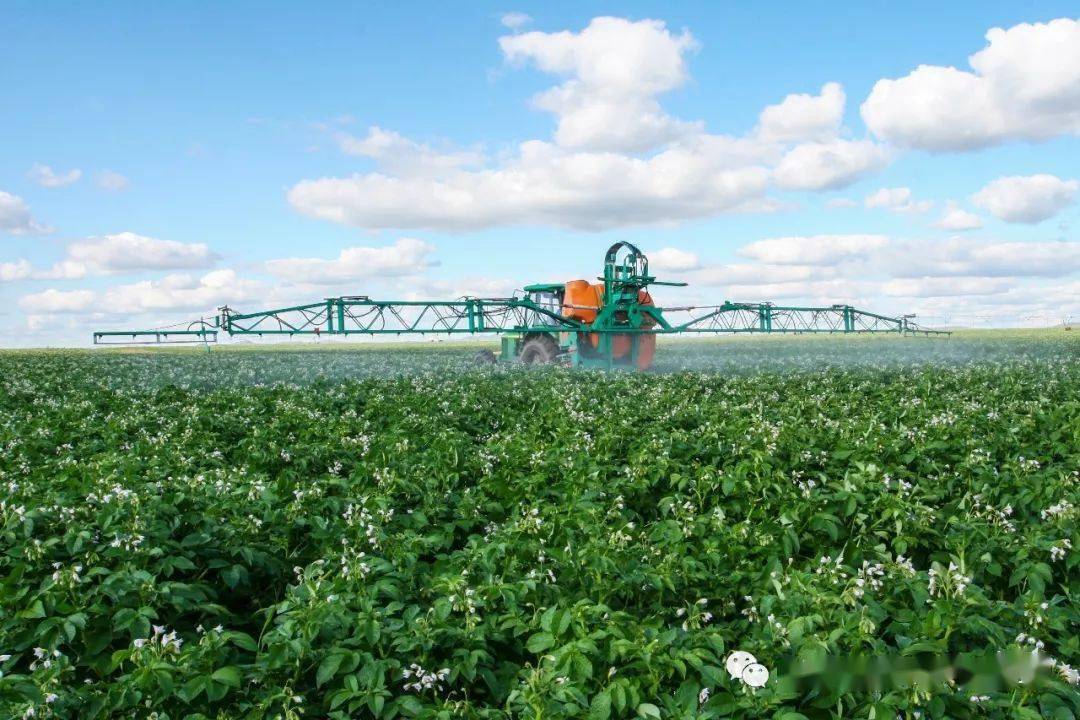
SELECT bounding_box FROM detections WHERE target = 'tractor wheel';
[474,349,497,365]
[518,334,560,365]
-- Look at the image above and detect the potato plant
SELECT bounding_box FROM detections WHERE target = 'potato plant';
[0,334,1077,719]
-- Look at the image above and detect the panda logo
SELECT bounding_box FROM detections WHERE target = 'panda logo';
[741,663,769,688]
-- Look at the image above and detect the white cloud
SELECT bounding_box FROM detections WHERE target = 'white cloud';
[264,238,436,284]
[28,163,82,188]
[934,202,984,230]
[404,276,521,300]
[289,139,771,231]
[757,82,845,143]
[773,140,890,191]
[882,276,1015,297]
[96,170,131,192]
[648,247,701,272]
[499,17,700,152]
[668,236,1079,326]
[57,232,218,275]
[19,288,96,313]
[19,269,266,319]
[97,269,262,314]
[740,234,889,265]
[887,238,1080,278]
[290,18,888,233]
[337,127,484,176]
[500,12,532,31]
[971,174,1078,223]
[1,259,33,281]
[720,277,871,302]
[0,191,52,235]
[687,263,823,286]
[861,18,1080,151]
[864,187,934,214]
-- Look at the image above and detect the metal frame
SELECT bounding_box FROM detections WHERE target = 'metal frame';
[93,242,948,366]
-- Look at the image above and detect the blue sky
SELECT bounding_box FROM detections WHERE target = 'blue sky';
[2,2,1078,345]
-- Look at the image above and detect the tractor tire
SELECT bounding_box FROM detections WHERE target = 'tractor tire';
[474,349,497,365]
[518,334,560,365]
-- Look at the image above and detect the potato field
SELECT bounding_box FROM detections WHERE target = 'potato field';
[0,333,1077,719]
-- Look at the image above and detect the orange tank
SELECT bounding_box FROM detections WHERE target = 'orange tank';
[562,280,601,323]
[572,285,657,369]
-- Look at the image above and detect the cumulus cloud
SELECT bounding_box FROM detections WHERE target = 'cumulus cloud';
[861,18,1080,151]
[500,17,700,152]
[1,259,33,282]
[0,191,52,235]
[971,174,1078,223]
[720,277,871,302]
[773,140,890,191]
[337,127,484,176]
[96,170,131,192]
[289,140,771,231]
[935,202,984,230]
[687,263,824,286]
[887,238,1080,278]
[23,232,217,280]
[22,270,265,318]
[404,276,521,300]
[264,238,437,284]
[648,247,701,272]
[98,269,262,313]
[64,232,217,275]
[865,187,934,214]
[18,288,97,313]
[757,82,845,143]
[290,17,886,233]
[882,276,1015,297]
[662,236,1078,326]
[28,163,81,188]
[500,12,532,31]
[739,234,889,265]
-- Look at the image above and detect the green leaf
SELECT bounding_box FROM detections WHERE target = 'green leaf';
[210,666,241,688]
[317,652,344,687]
[637,703,661,719]
[227,631,258,652]
[526,632,555,653]
[19,600,46,619]
[588,691,612,720]
[177,676,205,702]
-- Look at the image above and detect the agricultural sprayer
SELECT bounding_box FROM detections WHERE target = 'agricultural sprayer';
[93,242,948,369]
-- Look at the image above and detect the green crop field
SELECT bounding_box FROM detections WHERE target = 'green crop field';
[0,332,1077,719]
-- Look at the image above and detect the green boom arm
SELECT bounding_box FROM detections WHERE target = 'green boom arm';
[92,242,947,345]
[93,296,946,344]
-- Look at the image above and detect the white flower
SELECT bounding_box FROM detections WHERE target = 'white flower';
[725,651,757,679]
[741,663,769,688]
